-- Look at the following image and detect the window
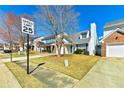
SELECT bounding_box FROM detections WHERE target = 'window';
[82,33,87,38]
[76,44,87,49]
[79,33,87,39]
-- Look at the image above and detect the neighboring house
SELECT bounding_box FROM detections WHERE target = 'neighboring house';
[0,43,3,51]
[34,37,44,52]
[101,19,124,57]
[34,23,98,55]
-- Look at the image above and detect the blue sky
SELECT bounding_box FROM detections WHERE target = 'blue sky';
[1,5,124,39]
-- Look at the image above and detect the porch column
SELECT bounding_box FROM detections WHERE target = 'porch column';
[55,45,58,54]
[51,46,53,53]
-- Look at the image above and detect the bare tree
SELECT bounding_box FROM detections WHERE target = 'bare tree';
[0,28,14,43]
[0,14,21,44]
[0,12,15,62]
[34,5,80,57]
[0,11,33,61]
[7,13,32,50]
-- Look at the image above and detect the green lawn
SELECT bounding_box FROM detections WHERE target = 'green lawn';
[5,62,47,88]
[31,54,101,80]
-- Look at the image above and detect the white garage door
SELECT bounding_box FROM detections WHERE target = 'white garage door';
[106,43,124,57]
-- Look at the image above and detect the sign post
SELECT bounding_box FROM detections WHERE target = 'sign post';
[27,34,29,74]
[22,18,34,74]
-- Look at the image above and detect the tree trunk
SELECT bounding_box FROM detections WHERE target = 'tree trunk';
[63,43,65,55]
[56,44,61,57]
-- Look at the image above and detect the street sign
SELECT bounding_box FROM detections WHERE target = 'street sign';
[22,18,34,35]
[21,18,34,74]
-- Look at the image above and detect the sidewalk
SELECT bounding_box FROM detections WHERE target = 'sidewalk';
[0,53,54,63]
[0,63,21,88]
[0,53,54,88]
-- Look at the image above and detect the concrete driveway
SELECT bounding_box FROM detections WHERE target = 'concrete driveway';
[74,57,124,88]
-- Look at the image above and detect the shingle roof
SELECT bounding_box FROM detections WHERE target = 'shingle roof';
[69,30,89,40]
[35,30,90,44]
[75,38,90,44]
[104,19,124,31]
[42,34,55,40]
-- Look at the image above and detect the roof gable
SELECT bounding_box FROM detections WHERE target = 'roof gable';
[102,28,124,41]
[69,30,89,40]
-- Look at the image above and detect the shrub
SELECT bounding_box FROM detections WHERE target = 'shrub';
[84,50,89,55]
[74,49,89,55]
[74,49,84,54]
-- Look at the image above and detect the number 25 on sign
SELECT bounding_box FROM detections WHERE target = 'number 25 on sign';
[22,18,34,35]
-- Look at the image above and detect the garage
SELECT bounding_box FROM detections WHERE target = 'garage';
[106,43,124,57]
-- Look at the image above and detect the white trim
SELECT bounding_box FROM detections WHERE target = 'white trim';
[107,42,124,45]
[101,28,124,42]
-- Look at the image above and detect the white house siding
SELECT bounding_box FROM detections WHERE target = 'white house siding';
[72,45,76,53]
[54,45,70,54]
[64,46,69,54]
[61,45,76,54]
[60,46,64,54]
[76,44,87,50]
[34,43,38,52]
[62,44,88,54]
[53,45,69,54]
[60,45,77,54]
[104,30,114,37]
[86,31,90,38]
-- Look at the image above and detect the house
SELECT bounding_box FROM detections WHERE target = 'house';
[101,19,124,57]
[34,23,98,55]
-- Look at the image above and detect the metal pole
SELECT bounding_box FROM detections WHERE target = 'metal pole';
[10,52,12,62]
[27,34,30,74]
[10,41,12,62]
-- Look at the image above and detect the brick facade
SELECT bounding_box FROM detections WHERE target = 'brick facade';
[102,31,124,57]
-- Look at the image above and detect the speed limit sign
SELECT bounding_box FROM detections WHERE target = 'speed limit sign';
[21,18,34,74]
[22,18,34,35]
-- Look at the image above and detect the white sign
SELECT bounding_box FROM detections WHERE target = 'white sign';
[22,18,34,35]
[64,59,69,67]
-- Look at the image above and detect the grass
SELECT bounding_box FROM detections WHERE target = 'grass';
[0,52,10,58]
[31,54,101,80]
[5,62,47,88]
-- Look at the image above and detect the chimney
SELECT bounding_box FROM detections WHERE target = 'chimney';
[90,23,96,38]
[88,23,97,55]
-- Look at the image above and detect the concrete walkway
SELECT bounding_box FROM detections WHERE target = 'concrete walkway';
[0,53,54,88]
[0,53,54,63]
[0,63,21,88]
[74,58,124,88]
[15,61,79,88]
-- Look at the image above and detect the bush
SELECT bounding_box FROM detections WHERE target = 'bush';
[74,49,89,55]
[74,49,84,54]
[84,49,89,55]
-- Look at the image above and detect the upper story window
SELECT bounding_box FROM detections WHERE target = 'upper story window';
[79,33,87,39]
[82,33,87,38]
